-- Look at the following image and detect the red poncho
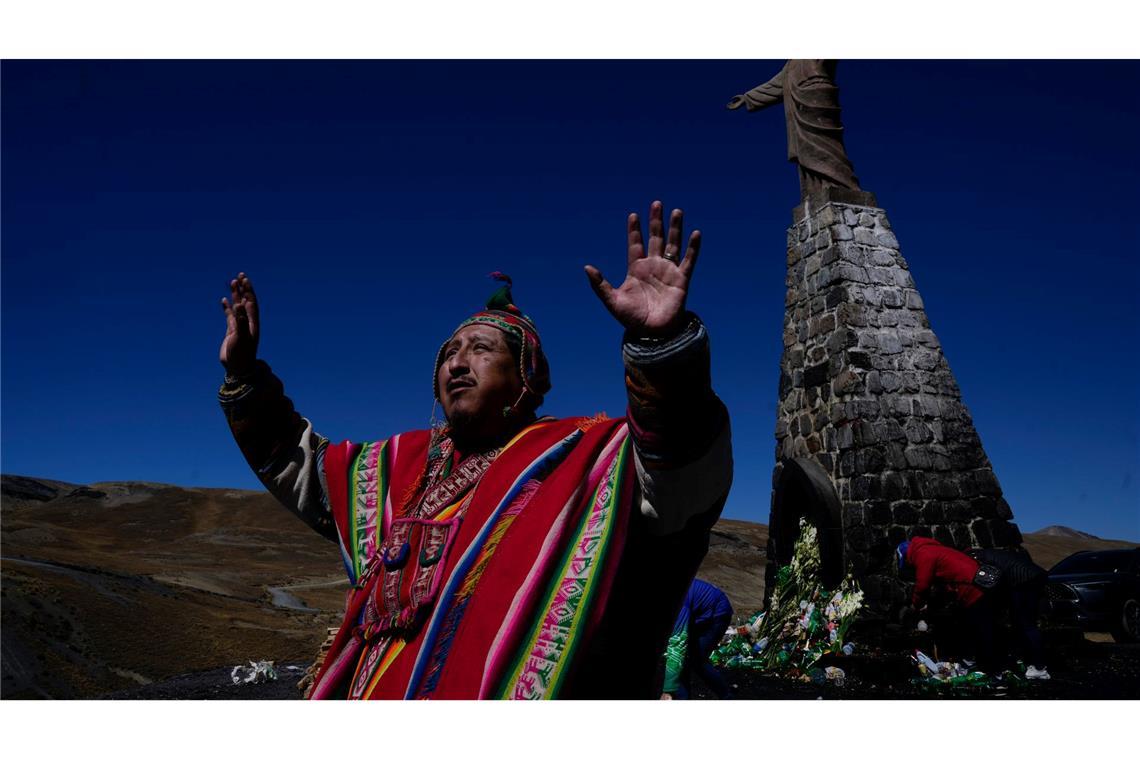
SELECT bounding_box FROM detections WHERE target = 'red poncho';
[309,415,636,700]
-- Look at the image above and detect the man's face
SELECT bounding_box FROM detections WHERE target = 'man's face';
[437,324,523,441]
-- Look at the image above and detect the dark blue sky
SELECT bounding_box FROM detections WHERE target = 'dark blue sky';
[3,60,1137,540]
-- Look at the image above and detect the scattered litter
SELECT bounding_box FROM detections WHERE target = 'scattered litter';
[912,649,967,681]
[710,518,863,685]
[231,660,278,685]
[909,650,1027,692]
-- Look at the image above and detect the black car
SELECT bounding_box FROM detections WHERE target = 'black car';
[1044,548,1140,643]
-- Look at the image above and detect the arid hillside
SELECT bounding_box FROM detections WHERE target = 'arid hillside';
[696,518,768,617]
[1,476,345,699]
[2,475,1133,698]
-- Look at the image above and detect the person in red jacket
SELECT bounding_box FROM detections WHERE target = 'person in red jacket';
[898,537,996,673]
[902,537,984,610]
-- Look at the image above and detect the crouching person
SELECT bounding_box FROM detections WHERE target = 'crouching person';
[661,578,734,699]
[898,538,1050,680]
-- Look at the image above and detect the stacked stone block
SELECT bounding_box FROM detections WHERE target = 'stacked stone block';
[772,193,1022,609]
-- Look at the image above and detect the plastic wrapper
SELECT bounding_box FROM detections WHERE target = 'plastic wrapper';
[230,659,278,685]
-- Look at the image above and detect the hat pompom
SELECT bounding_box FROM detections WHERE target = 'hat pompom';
[485,272,521,315]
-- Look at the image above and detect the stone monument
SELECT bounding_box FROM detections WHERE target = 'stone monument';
[730,61,1023,614]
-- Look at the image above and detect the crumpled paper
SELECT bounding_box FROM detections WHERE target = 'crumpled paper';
[231,660,278,685]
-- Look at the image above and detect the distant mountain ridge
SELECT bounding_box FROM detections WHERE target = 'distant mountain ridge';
[1032,525,1102,541]
[2,474,81,501]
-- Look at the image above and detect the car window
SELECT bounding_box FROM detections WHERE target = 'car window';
[1052,554,1096,573]
[1106,552,1139,572]
[1051,551,1136,574]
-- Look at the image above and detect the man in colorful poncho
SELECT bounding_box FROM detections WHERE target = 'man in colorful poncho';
[218,201,732,699]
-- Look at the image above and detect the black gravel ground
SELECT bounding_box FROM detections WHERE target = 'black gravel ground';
[103,662,310,700]
[693,637,1140,700]
[103,637,1140,700]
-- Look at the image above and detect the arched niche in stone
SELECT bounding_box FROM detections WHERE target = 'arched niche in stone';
[768,457,845,594]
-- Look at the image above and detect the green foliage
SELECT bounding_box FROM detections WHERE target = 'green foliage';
[711,518,863,678]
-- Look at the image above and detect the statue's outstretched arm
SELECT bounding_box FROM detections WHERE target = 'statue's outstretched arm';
[727,67,785,111]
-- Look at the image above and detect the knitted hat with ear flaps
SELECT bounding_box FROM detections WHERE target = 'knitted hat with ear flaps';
[433,273,551,405]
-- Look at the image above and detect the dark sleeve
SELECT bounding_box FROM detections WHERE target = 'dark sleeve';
[554,315,736,698]
[219,360,305,471]
[623,313,728,468]
[982,549,1046,585]
[218,360,337,542]
[563,491,727,699]
[622,313,733,536]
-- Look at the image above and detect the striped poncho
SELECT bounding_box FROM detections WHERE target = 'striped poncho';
[309,416,638,700]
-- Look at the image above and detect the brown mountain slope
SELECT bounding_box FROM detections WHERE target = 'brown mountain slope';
[2,478,345,699]
[1019,531,1136,571]
[2,475,1134,698]
[696,519,768,619]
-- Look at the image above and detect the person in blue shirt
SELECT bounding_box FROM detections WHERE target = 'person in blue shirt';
[662,578,734,699]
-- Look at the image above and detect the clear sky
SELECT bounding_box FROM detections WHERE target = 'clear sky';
[2,60,1137,541]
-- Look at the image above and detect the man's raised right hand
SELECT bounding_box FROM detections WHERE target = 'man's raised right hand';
[219,272,260,376]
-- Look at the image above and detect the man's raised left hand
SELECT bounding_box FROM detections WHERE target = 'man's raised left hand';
[585,200,701,339]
